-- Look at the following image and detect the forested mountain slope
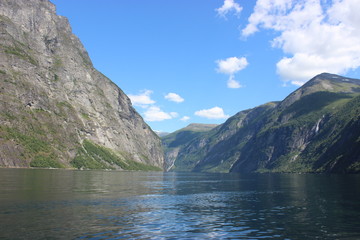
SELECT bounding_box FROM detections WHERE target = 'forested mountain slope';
[164,73,360,173]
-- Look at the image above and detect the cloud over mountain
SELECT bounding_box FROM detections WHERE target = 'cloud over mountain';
[128,90,155,107]
[242,0,360,85]
[195,107,229,119]
[144,106,178,122]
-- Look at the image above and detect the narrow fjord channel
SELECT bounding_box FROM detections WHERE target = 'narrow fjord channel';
[0,169,359,239]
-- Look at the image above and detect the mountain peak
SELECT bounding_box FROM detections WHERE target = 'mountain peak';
[307,72,360,89]
[281,73,360,108]
[163,73,360,174]
[315,72,341,78]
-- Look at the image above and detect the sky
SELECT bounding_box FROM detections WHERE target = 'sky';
[51,0,360,133]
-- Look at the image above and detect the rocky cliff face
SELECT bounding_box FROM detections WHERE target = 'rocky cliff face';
[165,73,360,173]
[0,0,164,169]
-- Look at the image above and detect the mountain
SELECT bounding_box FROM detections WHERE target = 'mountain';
[155,131,170,137]
[0,0,164,170]
[165,73,360,173]
[162,123,218,171]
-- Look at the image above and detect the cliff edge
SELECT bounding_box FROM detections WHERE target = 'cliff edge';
[0,0,164,170]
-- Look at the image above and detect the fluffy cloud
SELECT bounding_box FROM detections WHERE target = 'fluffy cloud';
[128,90,155,107]
[195,107,229,119]
[242,0,360,85]
[216,56,248,75]
[144,106,178,122]
[227,75,242,89]
[165,92,184,103]
[216,57,248,88]
[180,116,190,122]
[128,90,180,122]
[216,0,243,18]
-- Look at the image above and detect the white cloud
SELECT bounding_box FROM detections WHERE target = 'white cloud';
[216,57,248,75]
[216,57,248,88]
[144,106,178,122]
[165,93,184,103]
[216,0,243,18]
[195,107,229,119]
[242,0,360,85]
[241,0,294,37]
[227,75,242,88]
[128,90,155,107]
[129,90,180,122]
[180,116,190,121]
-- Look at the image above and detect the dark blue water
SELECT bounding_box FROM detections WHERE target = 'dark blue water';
[0,169,359,239]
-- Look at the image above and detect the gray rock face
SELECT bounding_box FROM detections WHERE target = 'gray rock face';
[0,0,164,169]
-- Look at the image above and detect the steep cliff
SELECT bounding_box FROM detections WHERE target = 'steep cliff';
[165,73,360,173]
[0,0,164,170]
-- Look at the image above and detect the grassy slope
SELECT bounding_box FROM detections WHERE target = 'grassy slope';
[72,140,162,171]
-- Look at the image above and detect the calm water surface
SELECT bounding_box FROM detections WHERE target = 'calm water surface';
[0,169,359,239]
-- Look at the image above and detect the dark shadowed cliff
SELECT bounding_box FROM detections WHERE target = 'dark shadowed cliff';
[0,0,164,170]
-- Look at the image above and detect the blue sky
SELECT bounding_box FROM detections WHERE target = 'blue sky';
[52,0,360,133]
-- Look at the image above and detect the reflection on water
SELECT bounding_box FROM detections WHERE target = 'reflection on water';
[0,169,359,239]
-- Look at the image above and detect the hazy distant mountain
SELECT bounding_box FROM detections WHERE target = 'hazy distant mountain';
[164,73,360,173]
[162,123,218,171]
[0,0,163,170]
[155,131,170,137]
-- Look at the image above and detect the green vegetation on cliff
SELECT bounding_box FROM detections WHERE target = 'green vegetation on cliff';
[163,73,360,173]
[0,0,164,170]
[72,140,162,171]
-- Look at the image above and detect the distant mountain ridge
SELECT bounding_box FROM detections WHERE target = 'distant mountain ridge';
[164,73,360,173]
[0,0,163,170]
[162,123,218,171]
[155,131,170,137]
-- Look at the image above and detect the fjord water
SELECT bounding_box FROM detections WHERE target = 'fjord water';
[0,169,359,239]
